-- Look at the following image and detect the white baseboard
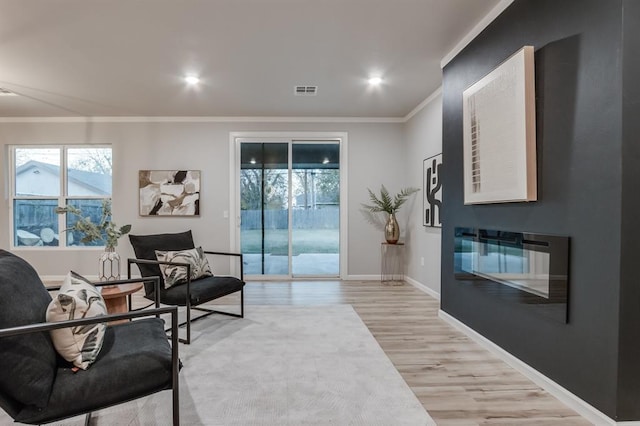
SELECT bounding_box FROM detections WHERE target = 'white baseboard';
[404,276,440,300]
[345,274,380,281]
[438,310,623,425]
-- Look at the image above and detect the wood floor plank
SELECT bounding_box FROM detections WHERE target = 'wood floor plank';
[131,280,592,425]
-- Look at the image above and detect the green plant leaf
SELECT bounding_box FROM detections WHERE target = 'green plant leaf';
[55,199,131,247]
[362,185,419,214]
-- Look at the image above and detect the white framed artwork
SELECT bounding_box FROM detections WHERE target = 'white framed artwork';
[462,46,537,204]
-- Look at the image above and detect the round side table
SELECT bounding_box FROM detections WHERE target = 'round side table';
[102,283,144,324]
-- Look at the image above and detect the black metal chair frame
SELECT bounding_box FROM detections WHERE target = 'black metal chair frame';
[128,250,244,344]
[0,277,181,426]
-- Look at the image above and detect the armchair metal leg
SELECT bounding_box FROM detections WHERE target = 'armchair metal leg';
[170,308,180,426]
[84,412,92,426]
[171,288,245,344]
[185,298,192,345]
[172,386,180,426]
[192,288,244,320]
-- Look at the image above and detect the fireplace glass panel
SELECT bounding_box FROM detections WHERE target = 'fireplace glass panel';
[459,240,550,298]
[455,227,570,323]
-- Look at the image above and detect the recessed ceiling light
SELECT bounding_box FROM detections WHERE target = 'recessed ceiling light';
[184,75,200,85]
[250,159,256,165]
[368,76,383,86]
[322,158,330,164]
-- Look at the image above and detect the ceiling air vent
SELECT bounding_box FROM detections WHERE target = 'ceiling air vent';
[294,85,318,96]
[0,88,18,96]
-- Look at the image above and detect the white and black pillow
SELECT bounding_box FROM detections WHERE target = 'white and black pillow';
[155,246,213,288]
[46,271,107,370]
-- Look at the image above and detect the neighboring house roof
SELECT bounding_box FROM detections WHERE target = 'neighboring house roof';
[16,160,111,195]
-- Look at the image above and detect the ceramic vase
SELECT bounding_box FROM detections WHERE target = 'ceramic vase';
[99,247,121,282]
[384,212,400,244]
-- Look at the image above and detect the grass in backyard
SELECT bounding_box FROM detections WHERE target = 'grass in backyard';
[241,229,339,255]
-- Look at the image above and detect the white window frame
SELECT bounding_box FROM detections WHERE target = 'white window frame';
[9,144,112,250]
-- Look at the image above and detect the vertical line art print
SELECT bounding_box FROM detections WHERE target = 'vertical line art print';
[462,46,537,204]
[468,97,481,194]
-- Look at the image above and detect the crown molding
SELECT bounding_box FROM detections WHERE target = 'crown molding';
[0,115,405,124]
[440,0,515,68]
[403,87,442,122]
[0,99,448,124]
[0,90,448,125]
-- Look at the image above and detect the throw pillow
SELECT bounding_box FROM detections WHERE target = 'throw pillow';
[155,246,213,288]
[46,271,107,370]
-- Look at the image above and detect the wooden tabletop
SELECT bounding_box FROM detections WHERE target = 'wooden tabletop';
[101,282,144,299]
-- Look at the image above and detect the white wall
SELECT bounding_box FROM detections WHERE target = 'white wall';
[403,91,443,295]
[0,120,404,278]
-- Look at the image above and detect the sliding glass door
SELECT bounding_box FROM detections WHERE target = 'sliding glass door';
[239,139,340,278]
[291,143,339,276]
[240,143,289,275]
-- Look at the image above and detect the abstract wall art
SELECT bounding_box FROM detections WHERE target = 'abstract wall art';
[462,46,537,204]
[423,153,442,227]
[139,170,200,216]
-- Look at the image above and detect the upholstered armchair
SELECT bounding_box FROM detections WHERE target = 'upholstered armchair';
[0,250,180,425]
[128,230,245,344]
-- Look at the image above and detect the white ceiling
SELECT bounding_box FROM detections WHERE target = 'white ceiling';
[0,0,500,118]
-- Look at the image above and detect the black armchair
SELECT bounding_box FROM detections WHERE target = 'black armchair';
[128,230,245,344]
[0,250,180,425]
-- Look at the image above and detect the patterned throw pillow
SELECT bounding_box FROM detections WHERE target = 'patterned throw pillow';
[46,271,107,370]
[155,246,213,288]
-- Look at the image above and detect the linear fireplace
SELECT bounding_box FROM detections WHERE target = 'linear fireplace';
[454,227,570,323]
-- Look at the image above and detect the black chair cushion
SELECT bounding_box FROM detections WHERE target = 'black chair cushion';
[159,275,245,306]
[16,318,173,424]
[129,231,195,293]
[0,250,57,409]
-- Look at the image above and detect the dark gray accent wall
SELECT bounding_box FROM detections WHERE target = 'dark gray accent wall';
[617,0,640,420]
[441,0,640,420]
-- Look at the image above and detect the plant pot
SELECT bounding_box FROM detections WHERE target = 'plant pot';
[384,212,400,244]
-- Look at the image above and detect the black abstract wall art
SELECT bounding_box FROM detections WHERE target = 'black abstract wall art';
[423,154,442,227]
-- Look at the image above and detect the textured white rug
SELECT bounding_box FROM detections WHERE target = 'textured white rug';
[2,305,435,425]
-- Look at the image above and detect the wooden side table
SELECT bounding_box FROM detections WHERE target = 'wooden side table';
[102,283,143,324]
[381,242,405,285]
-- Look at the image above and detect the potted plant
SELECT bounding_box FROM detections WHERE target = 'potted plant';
[363,185,419,244]
[56,200,131,281]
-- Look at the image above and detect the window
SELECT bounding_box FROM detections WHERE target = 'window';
[11,146,113,248]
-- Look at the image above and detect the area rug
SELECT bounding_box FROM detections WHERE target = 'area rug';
[1,305,435,425]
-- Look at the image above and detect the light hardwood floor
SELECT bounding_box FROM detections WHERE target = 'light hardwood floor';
[134,280,592,425]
